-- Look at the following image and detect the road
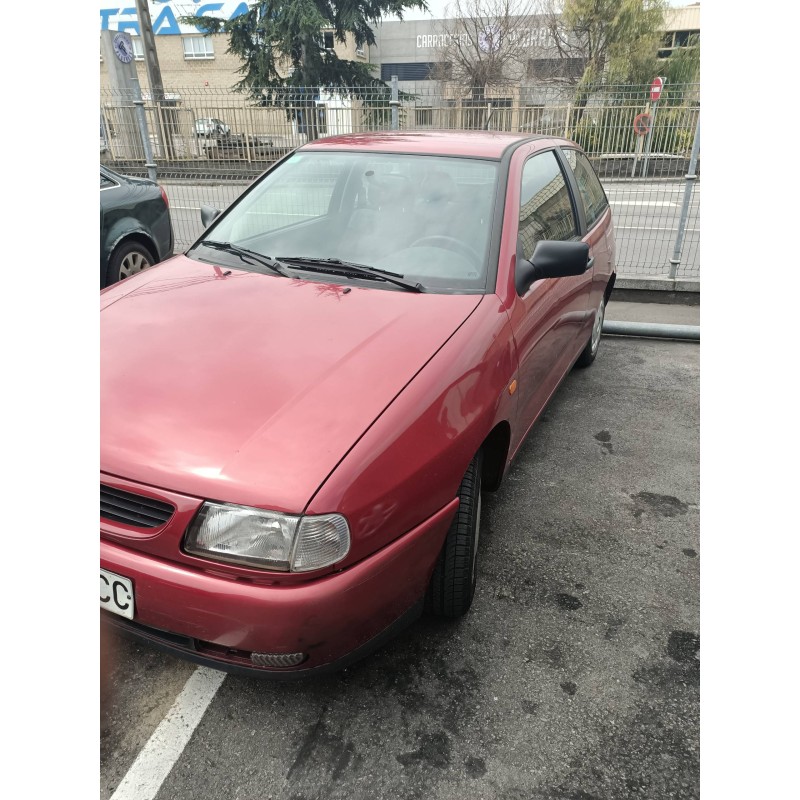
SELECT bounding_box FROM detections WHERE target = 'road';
[603,181,700,280]
[162,178,700,280]
[101,333,700,800]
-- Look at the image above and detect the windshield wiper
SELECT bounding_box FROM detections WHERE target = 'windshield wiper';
[277,256,424,293]
[197,241,291,277]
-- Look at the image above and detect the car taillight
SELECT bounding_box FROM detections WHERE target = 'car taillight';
[160,186,169,208]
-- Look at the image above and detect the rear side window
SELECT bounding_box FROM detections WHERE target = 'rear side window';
[100,172,117,189]
[518,150,576,258]
[562,149,609,229]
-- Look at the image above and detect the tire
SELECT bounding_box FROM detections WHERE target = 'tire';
[107,240,155,287]
[574,295,606,369]
[426,451,484,618]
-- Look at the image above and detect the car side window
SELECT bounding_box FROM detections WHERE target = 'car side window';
[518,151,576,260]
[100,172,117,189]
[562,149,609,230]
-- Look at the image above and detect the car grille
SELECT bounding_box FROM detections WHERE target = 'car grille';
[100,484,175,528]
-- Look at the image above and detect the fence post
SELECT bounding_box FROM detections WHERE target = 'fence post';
[131,80,157,182]
[668,114,700,279]
[390,76,399,131]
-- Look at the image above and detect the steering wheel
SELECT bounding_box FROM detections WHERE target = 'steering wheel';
[408,235,482,267]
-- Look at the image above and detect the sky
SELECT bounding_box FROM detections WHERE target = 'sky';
[398,0,698,22]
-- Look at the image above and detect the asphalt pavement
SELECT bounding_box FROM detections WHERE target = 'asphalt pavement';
[605,299,699,326]
[101,327,700,800]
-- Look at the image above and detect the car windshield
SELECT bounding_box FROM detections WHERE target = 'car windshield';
[194,151,500,293]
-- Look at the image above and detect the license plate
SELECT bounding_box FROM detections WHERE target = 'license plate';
[100,569,135,620]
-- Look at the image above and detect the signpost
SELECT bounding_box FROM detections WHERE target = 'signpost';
[641,77,666,178]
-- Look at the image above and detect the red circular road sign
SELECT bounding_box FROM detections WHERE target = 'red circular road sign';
[633,112,652,136]
[650,76,665,101]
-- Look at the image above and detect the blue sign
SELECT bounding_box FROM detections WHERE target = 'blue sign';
[100,1,249,35]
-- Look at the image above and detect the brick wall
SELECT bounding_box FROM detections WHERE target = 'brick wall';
[100,32,374,96]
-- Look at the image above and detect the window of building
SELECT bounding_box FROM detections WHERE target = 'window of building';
[415,107,433,127]
[132,37,145,61]
[488,97,513,132]
[674,29,699,47]
[561,148,609,230]
[658,29,699,58]
[380,62,439,81]
[183,36,214,60]
[519,106,545,133]
[323,31,334,50]
[518,151,576,258]
[528,58,585,80]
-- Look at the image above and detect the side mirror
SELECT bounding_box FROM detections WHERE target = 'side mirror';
[200,205,221,228]
[515,240,591,296]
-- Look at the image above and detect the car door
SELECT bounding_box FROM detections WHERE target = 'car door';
[506,148,592,444]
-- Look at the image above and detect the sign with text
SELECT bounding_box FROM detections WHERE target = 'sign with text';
[99,1,248,36]
[416,27,553,49]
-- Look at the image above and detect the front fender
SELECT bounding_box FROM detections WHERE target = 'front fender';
[103,217,158,266]
[306,294,517,568]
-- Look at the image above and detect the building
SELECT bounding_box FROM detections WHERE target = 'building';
[659,3,700,58]
[99,2,370,94]
[100,2,373,151]
[99,3,699,155]
[101,3,700,95]
[369,3,700,93]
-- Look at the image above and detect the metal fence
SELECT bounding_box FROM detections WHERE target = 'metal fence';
[101,82,700,281]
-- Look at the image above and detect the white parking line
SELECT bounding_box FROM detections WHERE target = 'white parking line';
[611,200,677,207]
[617,226,700,232]
[110,667,226,800]
[605,188,701,194]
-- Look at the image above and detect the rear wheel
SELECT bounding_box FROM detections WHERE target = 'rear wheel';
[426,451,483,617]
[575,295,606,368]
[107,240,155,286]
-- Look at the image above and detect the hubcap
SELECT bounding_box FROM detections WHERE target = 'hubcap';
[591,299,605,355]
[119,250,151,280]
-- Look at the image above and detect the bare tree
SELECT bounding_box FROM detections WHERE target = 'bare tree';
[541,0,666,99]
[433,0,544,102]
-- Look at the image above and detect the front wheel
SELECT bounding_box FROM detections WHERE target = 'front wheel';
[574,296,606,368]
[107,240,155,286]
[426,451,483,618]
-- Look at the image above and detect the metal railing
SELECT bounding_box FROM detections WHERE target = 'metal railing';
[101,82,700,281]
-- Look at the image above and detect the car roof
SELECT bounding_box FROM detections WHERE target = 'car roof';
[301,130,560,160]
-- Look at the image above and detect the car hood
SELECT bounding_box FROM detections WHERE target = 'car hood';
[101,256,483,511]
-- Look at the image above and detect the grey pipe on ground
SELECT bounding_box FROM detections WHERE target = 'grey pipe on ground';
[602,321,700,340]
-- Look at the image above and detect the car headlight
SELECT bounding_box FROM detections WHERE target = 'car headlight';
[184,502,350,573]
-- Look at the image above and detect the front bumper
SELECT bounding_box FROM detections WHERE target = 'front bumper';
[100,497,459,677]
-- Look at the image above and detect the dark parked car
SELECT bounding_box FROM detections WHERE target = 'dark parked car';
[100,166,173,289]
[100,131,615,677]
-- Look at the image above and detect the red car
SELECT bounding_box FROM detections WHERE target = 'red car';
[100,131,615,677]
